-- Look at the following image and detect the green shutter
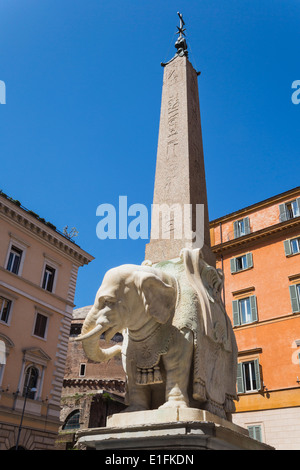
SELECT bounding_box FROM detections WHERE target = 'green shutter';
[230,258,237,273]
[254,425,262,442]
[250,295,258,322]
[289,285,300,313]
[253,358,261,390]
[232,300,240,326]
[279,203,287,222]
[233,221,239,239]
[248,426,255,439]
[284,239,292,256]
[246,252,253,268]
[296,197,300,216]
[244,217,250,235]
[236,363,245,394]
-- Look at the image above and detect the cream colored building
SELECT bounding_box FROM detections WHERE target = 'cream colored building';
[0,192,93,450]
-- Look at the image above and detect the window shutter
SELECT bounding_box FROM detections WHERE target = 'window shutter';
[248,425,262,442]
[232,300,240,326]
[289,285,300,313]
[296,197,300,217]
[244,217,250,235]
[253,358,261,390]
[284,240,292,256]
[233,221,239,239]
[249,295,258,322]
[246,252,253,268]
[230,258,237,273]
[236,363,245,394]
[248,426,255,439]
[254,426,262,442]
[279,203,287,222]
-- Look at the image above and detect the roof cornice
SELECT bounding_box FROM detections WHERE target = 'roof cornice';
[212,216,300,256]
[210,186,300,227]
[0,195,94,266]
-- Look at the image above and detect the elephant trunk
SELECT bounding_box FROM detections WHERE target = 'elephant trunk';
[75,308,122,362]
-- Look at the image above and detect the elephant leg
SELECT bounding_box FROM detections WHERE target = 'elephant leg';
[159,328,193,409]
[124,357,151,411]
[125,384,151,412]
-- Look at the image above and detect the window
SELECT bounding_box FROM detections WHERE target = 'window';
[63,410,80,430]
[79,363,86,377]
[22,366,39,399]
[6,246,22,274]
[230,253,253,273]
[279,198,300,222]
[289,284,300,313]
[33,313,48,338]
[237,359,261,393]
[291,238,300,254]
[247,425,263,442]
[0,296,12,324]
[232,295,258,326]
[70,323,82,336]
[42,265,55,292]
[284,237,300,256]
[233,217,250,239]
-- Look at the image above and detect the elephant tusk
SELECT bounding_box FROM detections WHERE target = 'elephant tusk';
[74,324,103,341]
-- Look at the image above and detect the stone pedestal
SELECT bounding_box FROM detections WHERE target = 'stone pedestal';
[76,408,273,451]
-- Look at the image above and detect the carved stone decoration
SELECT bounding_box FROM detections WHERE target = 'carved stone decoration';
[76,248,238,420]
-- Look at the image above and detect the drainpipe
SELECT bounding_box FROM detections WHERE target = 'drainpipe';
[219,222,225,305]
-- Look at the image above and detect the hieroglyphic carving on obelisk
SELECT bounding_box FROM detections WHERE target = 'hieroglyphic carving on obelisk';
[145,13,215,266]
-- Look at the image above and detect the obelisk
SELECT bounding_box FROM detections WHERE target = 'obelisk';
[145,13,215,267]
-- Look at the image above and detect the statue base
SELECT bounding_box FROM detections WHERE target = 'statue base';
[76,408,273,451]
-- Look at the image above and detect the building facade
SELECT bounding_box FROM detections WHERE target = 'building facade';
[210,186,300,450]
[0,192,93,450]
[56,306,125,450]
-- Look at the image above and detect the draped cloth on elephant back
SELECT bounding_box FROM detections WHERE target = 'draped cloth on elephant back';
[154,248,238,416]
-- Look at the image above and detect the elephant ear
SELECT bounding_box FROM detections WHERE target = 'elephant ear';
[135,271,176,324]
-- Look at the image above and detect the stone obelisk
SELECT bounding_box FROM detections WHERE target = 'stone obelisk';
[145,14,215,267]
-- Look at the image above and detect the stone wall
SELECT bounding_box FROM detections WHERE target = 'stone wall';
[0,422,58,450]
[233,407,300,450]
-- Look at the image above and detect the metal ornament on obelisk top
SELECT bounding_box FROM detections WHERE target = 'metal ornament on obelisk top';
[145,12,216,267]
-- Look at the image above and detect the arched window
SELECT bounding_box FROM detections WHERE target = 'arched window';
[22,366,39,399]
[63,410,80,430]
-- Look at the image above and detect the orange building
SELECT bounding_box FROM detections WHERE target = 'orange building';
[0,192,93,449]
[210,186,300,449]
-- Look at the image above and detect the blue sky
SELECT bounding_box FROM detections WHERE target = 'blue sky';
[0,0,299,308]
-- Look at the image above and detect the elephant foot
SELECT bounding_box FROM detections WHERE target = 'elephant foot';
[159,400,189,409]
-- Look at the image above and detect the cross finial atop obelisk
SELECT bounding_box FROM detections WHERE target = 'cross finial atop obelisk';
[145,13,215,267]
[175,12,188,56]
[161,12,188,67]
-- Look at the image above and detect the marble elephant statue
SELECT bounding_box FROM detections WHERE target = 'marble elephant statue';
[76,248,238,419]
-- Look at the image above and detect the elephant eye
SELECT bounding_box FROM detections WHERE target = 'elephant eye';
[103,299,115,308]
